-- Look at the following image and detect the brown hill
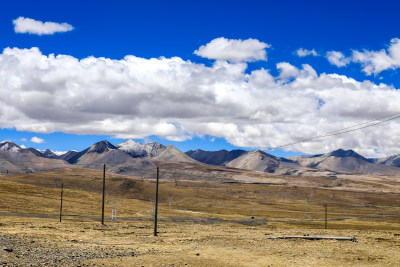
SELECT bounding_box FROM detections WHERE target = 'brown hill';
[154,145,198,163]
[225,150,280,173]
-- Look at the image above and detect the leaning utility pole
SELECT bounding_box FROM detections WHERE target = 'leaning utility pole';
[101,164,106,225]
[154,166,160,236]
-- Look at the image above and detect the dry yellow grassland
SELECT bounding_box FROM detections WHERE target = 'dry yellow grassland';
[1,169,400,266]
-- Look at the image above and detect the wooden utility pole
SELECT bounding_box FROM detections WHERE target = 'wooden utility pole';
[154,166,160,236]
[323,203,328,229]
[101,164,106,225]
[59,182,64,222]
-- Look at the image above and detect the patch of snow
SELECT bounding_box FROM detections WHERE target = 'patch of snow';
[52,150,68,156]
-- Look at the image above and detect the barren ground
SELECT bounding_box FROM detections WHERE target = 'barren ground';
[1,169,400,266]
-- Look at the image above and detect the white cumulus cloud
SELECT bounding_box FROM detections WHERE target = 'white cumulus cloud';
[0,43,400,157]
[13,17,74,35]
[352,38,400,75]
[31,137,44,143]
[194,37,270,62]
[296,48,318,57]
[326,51,351,67]
[326,38,400,75]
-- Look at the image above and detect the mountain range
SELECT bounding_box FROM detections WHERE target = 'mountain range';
[186,147,400,176]
[0,141,70,174]
[0,139,197,176]
[2,139,400,178]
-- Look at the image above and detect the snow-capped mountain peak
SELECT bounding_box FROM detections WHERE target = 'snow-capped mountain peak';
[0,141,21,153]
[116,139,144,151]
[116,139,166,158]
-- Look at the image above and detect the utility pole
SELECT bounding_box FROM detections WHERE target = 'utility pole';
[168,195,173,209]
[101,164,106,225]
[154,166,160,236]
[323,203,328,229]
[59,182,64,222]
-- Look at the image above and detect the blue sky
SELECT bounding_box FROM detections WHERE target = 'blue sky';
[1,0,400,157]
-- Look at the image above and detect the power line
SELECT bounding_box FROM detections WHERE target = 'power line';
[268,111,400,150]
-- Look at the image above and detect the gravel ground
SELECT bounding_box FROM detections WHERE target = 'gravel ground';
[1,219,400,266]
[0,232,136,266]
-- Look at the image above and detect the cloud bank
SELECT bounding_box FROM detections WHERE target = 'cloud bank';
[13,17,74,35]
[1,38,400,157]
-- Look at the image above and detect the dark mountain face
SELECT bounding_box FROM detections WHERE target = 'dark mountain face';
[67,140,117,164]
[22,147,44,157]
[41,149,58,159]
[376,155,400,167]
[326,149,368,161]
[88,141,117,153]
[186,149,248,166]
[58,151,79,161]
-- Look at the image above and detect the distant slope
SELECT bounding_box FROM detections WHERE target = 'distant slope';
[326,149,372,162]
[117,140,195,163]
[22,148,45,157]
[57,151,79,162]
[376,154,400,167]
[4,139,400,178]
[41,149,59,159]
[155,145,198,163]
[66,140,197,177]
[225,150,280,173]
[0,141,70,174]
[186,149,248,165]
[67,140,134,166]
[290,149,400,175]
[185,148,334,175]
